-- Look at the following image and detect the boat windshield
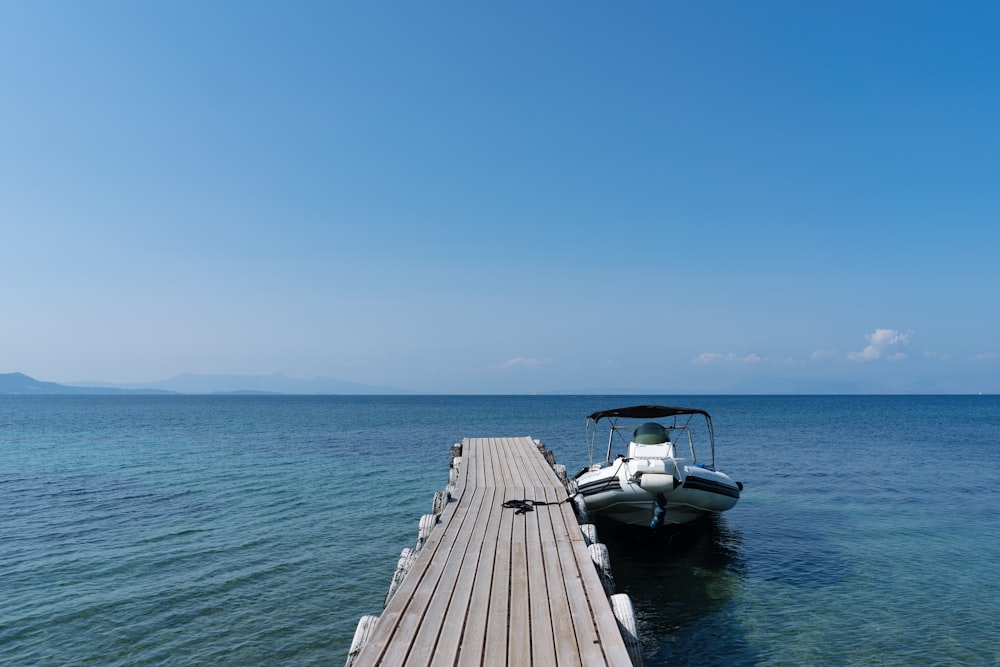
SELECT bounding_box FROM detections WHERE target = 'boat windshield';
[633,422,669,444]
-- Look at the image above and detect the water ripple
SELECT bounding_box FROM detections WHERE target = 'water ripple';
[2,394,998,666]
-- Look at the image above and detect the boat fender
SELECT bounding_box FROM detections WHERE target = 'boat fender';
[553,463,568,485]
[432,489,449,515]
[637,473,679,494]
[416,514,438,551]
[588,543,615,596]
[737,481,744,491]
[610,594,644,667]
[649,493,668,531]
[345,614,379,667]
[572,494,589,524]
[384,548,418,607]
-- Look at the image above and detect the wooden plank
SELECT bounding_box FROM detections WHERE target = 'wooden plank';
[478,438,493,487]
[428,486,500,667]
[486,438,507,488]
[465,437,484,490]
[537,485,583,667]
[548,494,608,667]
[413,486,494,666]
[511,438,549,490]
[525,485,556,666]
[503,437,529,487]
[455,485,503,667]
[503,438,539,490]
[494,438,518,488]
[483,483,517,664]
[506,483,531,667]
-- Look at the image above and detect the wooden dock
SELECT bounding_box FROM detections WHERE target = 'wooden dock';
[348,436,638,666]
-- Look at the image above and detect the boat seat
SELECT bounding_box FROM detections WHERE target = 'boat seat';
[628,442,674,459]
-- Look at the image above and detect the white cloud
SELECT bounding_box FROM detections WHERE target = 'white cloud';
[811,348,839,361]
[693,352,767,365]
[492,356,555,370]
[975,352,998,361]
[848,328,911,362]
[697,330,917,368]
[693,352,732,365]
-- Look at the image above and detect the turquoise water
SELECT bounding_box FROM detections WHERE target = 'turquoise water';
[1,395,998,666]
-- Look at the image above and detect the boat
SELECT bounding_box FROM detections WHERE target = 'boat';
[574,405,742,530]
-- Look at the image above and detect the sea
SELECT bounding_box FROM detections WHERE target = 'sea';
[1,394,998,666]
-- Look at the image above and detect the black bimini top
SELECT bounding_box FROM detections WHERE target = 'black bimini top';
[586,405,711,422]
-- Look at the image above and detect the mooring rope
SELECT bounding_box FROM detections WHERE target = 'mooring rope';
[501,497,575,515]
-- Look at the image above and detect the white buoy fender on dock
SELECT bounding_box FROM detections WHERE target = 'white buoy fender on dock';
[432,489,449,515]
[416,513,438,551]
[610,594,643,667]
[580,523,598,547]
[588,542,615,596]
[572,495,589,525]
[384,547,418,607]
[345,615,378,667]
[553,463,568,485]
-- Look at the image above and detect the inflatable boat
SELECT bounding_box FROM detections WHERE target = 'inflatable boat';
[575,405,742,529]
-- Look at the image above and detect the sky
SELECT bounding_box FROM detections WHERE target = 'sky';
[2,1,999,394]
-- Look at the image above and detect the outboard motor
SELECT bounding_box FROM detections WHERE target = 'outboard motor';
[649,493,668,531]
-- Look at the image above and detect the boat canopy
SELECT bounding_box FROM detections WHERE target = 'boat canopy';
[587,405,711,423]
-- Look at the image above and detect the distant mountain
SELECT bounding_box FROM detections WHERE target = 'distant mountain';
[722,376,895,395]
[0,372,173,395]
[722,373,1000,395]
[67,372,414,395]
[904,371,1000,395]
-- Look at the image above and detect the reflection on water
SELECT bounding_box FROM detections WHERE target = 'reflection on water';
[598,516,756,667]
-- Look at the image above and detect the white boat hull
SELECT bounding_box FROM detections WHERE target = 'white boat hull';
[576,461,740,528]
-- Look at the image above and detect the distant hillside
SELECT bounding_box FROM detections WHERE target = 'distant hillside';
[0,373,173,395]
[67,372,415,395]
[4,371,413,395]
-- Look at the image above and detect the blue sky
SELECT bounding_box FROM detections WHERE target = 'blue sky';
[2,1,998,393]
